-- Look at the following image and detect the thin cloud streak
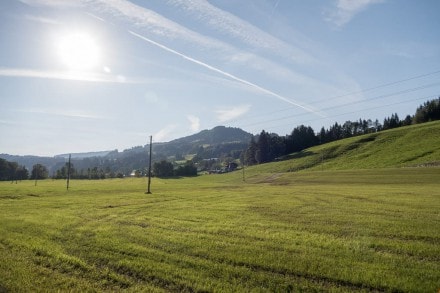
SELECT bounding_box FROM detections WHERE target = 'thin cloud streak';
[167,0,314,64]
[129,31,325,118]
[0,67,146,84]
[327,0,385,27]
[154,125,177,142]
[187,115,201,132]
[24,14,60,25]
[18,0,81,8]
[216,105,251,122]
[14,108,104,120]
[90,0,228,51]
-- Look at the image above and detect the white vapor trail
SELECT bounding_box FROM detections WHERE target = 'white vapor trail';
[128,30,325,118]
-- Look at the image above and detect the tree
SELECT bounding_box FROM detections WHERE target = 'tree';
[175,161,197,177]
[0,158,29,181]
[402,115,413,126]
[55,162,76,179]
[289,125,318,152]
[342,121,353,138]
[318,127,327,144]
[269,134,287,159]
[0,159,7,180]
[255,130,270,164]
[90,167,99,179]
[153,160,174,177]
[15,166,29,180]
[362,119,373,134]
[413,98,440,124]
[327,122,342,142]
[383,113,401,130]
[244,136,258,165]
[31,164,48,180]
[373,119,382,132]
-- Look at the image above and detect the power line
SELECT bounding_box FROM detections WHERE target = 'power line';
[239,82,440,129]
[228,69,440,124]
[246,94,438,133]
[311,69,440,105]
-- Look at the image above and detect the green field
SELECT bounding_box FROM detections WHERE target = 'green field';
[1,167,439,292]
[248,121,440,174]
[1,123,440,292]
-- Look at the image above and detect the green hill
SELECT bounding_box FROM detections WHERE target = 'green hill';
[245,121,440,175]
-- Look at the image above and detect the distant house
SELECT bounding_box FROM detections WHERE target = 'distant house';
[227,162,238,172]
[130,170,142,177]
[208,162,238,174]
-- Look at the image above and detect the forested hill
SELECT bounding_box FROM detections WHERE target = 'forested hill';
[168,126,252,145]
[151,126,252,158]
[0,126,252,176]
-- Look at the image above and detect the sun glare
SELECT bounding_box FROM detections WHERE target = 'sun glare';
[56,32,101,71]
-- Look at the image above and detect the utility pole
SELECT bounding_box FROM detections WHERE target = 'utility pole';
[242,163,245,182]
[146,136,152,194]
[67,154,71,190]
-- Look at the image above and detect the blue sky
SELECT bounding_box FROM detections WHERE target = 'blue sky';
[1,0,439,156]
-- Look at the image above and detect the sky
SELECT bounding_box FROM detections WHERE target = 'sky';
[1,0,439,156]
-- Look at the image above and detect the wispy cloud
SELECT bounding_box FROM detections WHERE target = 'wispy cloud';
[89,0,228,51]
[167,0,314,64]
[216,105,251,122]
[326,0,385,27]
[18,0,81,8]
[88,0,322,85]
[14,108,103,120]
[154,125,177,142]
[24,14,60,25]
[0,67,147,84]
[129,31,325,117]
[0,119,18,126]
[187,115,200,132]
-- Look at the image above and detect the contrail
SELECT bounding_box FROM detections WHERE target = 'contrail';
[128,30,325,117]
[269,0,281,20]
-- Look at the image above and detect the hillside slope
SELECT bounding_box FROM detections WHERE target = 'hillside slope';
[151,126,252,158]
[247,121,440,174]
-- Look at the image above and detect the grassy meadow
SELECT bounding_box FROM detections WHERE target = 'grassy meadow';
[250,121,440,174]
[0,167,439,292]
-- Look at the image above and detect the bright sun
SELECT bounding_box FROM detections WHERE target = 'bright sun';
[56,32,101,71]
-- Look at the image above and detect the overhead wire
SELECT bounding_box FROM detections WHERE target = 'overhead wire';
[246,94,438,133]
[310,69,440,105]
[228,69,440,125]
[239,82,440,129]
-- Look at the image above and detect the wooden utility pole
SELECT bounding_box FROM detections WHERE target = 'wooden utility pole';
[146,136,152,194]
[242,164,245,182]
[67,154,71,190]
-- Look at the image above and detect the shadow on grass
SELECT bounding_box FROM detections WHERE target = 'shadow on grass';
[277,150,316,161]
[155,175,198,180]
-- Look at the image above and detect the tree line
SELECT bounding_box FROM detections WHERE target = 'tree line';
[243,97,440,165]
[152,160,197,178]
[53,162,124,180]
[0,160,48,181]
